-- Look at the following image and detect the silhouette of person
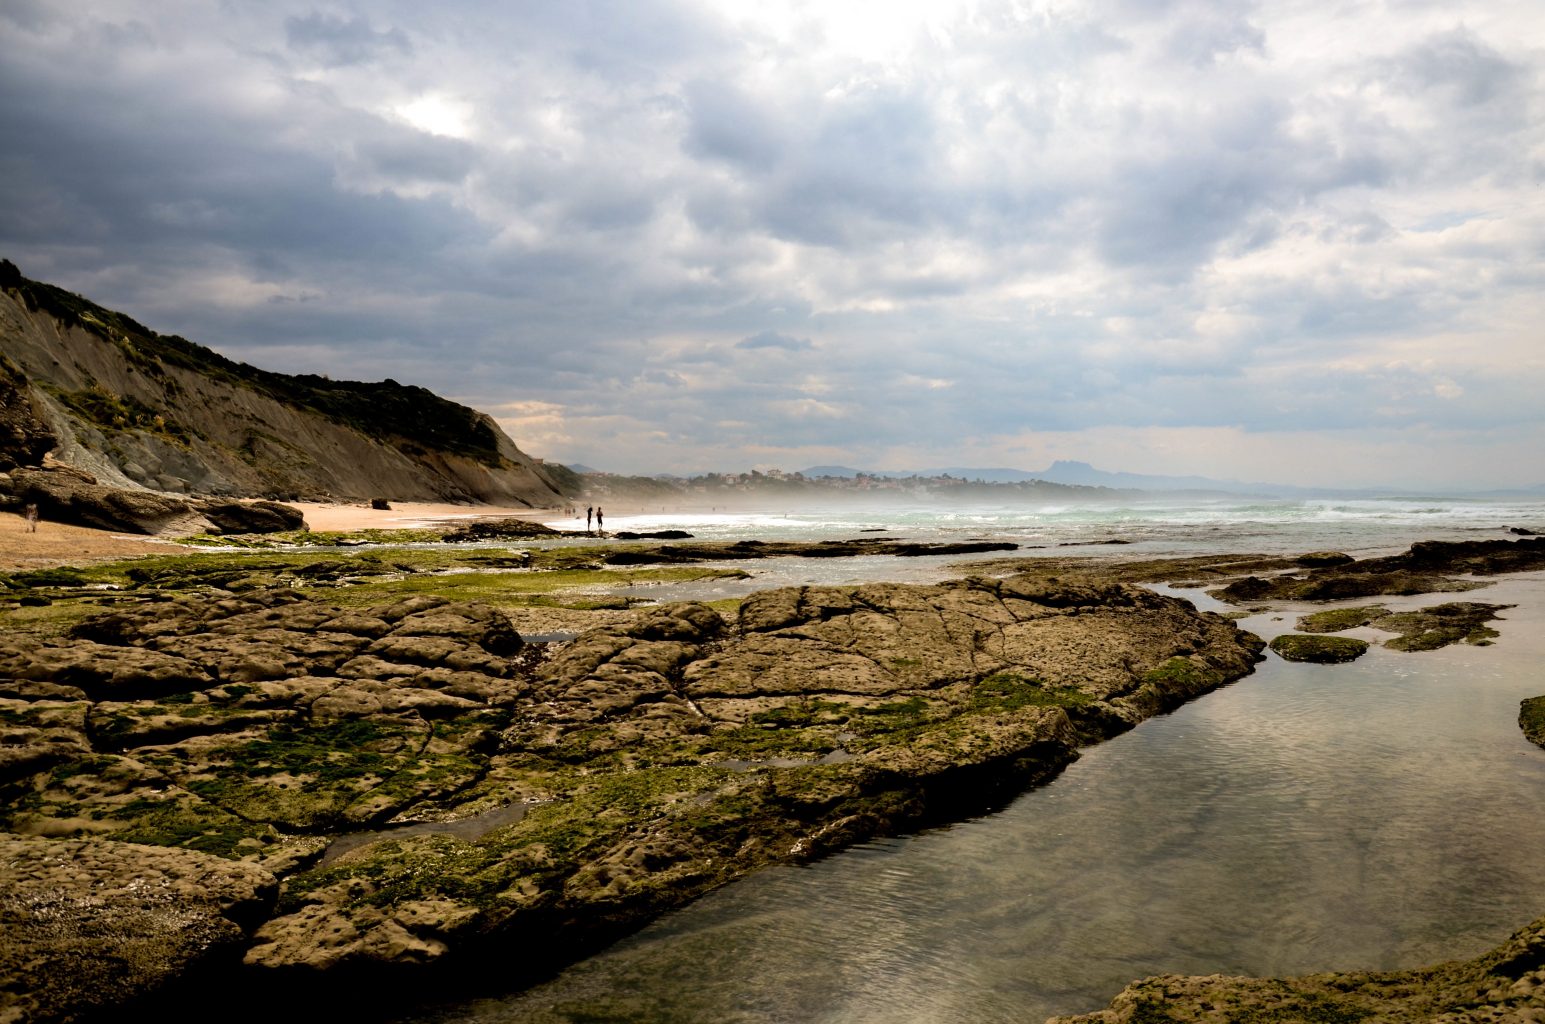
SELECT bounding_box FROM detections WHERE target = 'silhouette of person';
[586,506,594,532]
[596,507,604,532]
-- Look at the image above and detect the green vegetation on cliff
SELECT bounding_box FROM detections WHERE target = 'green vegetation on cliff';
[1,259,504,465]
[46,383,197,444]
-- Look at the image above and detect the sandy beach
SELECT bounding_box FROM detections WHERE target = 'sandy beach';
[0,513,180,572]
[288,500,725,534]
[0,501,566,572]
[286,500,565,532]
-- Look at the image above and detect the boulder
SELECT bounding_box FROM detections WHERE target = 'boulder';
[0,468,305,536]
[2,466,208,534]
[1294,550,1354,567]
[193,499,307,534]
[1268,633,1369,663]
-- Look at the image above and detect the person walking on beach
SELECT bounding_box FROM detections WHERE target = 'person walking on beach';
[596,507,604,533]
[24,503,38,533]
[586,506,594,532]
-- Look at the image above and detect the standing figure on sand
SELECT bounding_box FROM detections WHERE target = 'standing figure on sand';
[586,506,593,532]
[597,507,604,532]
[24,503,39,533]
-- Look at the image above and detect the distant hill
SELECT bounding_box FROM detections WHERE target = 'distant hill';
[970,461,1269,494]
[0,260,572,505]
[799,461,1443,498]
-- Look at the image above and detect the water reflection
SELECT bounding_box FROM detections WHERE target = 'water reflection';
[413,578,1545,1024]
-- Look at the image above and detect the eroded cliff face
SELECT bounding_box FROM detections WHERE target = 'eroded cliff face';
[0,261,568,505]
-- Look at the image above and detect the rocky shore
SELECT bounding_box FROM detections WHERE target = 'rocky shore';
[1,572,1262,1021]
[3,532,1544,1022]
[1049,915,1545,1024]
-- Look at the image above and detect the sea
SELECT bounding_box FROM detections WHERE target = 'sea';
[546,494,1545,556]
[404,494,1545,1024]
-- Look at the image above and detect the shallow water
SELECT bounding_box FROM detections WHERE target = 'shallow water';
[407,567,1545,1024]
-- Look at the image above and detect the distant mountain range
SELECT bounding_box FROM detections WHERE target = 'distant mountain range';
[799,461,1545,499]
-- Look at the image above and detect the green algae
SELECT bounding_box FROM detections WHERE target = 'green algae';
[1141,656,1226,690]
[184,527,448,548]
[0,596,101,642]
[971,671,1093,711]
[1518,695,1545,749]
[1294,601,1510,651]
[1269,634,1369,663]
[129,717,487,831]
[1374,602,1508,651]
[1296,605,1388,633]
[0,548,746,632]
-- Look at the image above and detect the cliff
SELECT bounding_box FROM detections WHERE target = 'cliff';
[0,260,568,506]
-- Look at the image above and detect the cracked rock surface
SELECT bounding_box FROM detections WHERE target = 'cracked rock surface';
[1,577,1263,1018]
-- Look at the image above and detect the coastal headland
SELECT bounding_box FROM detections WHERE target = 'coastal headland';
[3,509,1544,1022]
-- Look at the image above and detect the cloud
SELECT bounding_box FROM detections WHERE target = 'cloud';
[737,331,813,351]
[285,13,411,67]
[1383,27,1523,108]
[0,1,1540,487]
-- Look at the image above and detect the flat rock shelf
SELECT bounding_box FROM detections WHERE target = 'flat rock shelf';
[0,576,1263,1022]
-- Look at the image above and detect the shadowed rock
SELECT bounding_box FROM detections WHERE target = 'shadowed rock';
[0,835,277,1024]
[0,466,306,536]
[598,538,1018,565]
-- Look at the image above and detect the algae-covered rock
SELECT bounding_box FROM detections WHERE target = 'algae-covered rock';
[1295,604,1387,633]
[1521,696,1545,749]
[1294,601,1512,652]
[1049,913,1545,1024]
[1210,538,1545,605]
[1374,601,1511,651]
[1269,633,1369,663]
[0,590,532,850]
[0,834,276,1024]
[1295,550,1354,567]
[0,576,1265,1015]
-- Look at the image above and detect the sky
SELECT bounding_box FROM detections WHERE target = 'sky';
[1,1,1542,490]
